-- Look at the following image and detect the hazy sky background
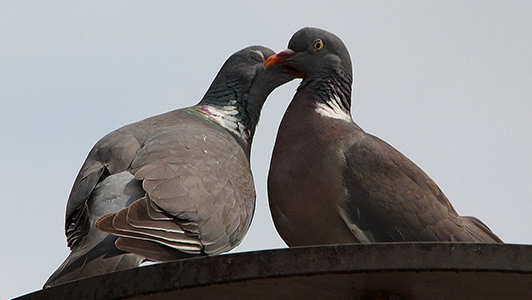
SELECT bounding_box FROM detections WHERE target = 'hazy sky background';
[2,2,531,299]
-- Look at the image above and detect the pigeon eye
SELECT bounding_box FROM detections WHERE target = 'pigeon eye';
[249,50,265,62]
[313,39,324,51]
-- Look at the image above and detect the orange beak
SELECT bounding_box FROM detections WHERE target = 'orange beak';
[264,49,305,78]
[264,49,297,68]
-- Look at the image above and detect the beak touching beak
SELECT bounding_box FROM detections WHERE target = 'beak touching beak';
[264,49,297,68]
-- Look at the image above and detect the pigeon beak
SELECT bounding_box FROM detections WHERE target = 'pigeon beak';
[264,49,305,78]
[264,49,297,68]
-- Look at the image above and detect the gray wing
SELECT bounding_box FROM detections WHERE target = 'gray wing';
[48,120,150,287]
[45,172,145,287]
[341,132,501,243]
[96,114,255,261]
[65,123,145,248]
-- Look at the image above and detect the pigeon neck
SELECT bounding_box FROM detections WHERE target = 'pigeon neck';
[196,101,251,138]
[195,89,260,150]
[303,70,352,122]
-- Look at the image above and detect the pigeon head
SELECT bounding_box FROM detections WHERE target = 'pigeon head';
[265,28,352,113]
[199,46,295,143]
[202,46,287,103]
[265,27,352,83]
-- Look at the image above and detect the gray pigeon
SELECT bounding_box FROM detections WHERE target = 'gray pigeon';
[44,46,295,287]
[265,27,502,246]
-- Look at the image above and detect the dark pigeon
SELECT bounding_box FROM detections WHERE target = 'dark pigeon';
[265,27,502,246]
[44,46,295,287]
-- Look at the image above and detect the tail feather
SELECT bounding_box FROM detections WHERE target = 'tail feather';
[44,234,143,288]
[462,216,503,243]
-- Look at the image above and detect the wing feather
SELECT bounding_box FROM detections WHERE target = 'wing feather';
[343,132,500,242]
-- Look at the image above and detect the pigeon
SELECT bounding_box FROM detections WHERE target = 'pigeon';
[265,27,502,247]
[44,45,295,287]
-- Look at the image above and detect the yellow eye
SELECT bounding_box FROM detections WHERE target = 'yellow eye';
[313,39,324,50]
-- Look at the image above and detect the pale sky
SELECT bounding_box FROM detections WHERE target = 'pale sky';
[2,2,531,299]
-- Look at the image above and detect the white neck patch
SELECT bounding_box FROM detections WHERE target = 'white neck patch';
[315,94,352,122]
[204,102,249,140]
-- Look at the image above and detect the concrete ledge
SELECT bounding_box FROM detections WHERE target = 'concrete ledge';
[15,243,532,300]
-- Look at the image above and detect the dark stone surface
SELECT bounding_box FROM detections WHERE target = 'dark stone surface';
[15,243,532,300]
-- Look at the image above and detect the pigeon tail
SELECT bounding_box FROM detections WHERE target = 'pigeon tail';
[462,216,503,243]
[44,234,143,288]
